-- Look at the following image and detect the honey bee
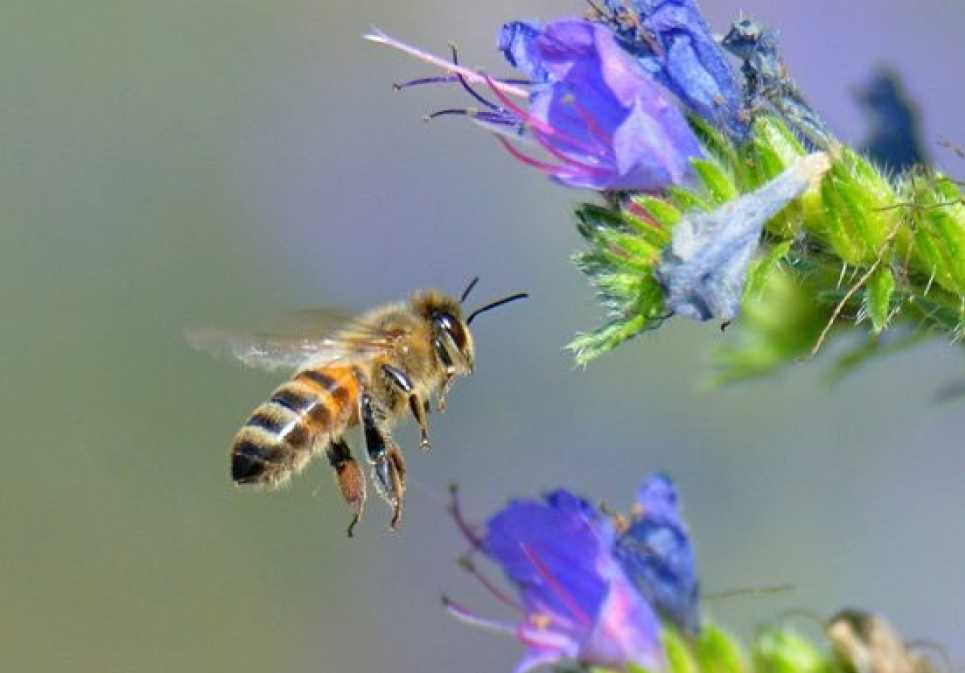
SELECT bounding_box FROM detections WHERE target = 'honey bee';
[190,279,526,536]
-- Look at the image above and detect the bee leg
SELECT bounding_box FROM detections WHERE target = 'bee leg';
[325,437,366,537]
[430,336,458,412]
[436,373,455,413]
[360,392,406,530]
[381,363,431,450]
[386,443,407,529]
[408,395,431,451]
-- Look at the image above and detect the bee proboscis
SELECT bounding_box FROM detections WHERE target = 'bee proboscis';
[190,279,526,536]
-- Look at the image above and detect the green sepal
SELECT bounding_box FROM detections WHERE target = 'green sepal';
[662,628,700,673]
[694,624,748,673]
[752,627,835,673]
[865,266,895,334]
[692,159,739,205]
[745,241,793,300]
[752,116,807,174]
[633,197,683,232]
[922,192,965,294]
[815,152,894,265]
[665,185,712,213]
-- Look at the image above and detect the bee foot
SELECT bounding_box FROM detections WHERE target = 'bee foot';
[346,512,361,538]
[389,503,402,530]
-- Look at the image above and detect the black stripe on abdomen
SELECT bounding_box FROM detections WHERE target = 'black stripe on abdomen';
[270,387,317,415]
[297,369,351,405]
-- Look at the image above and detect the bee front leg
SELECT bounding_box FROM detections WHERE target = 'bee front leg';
[325,437,366,537]
[381,363,431,450]
[360,391,406,530]
[436,373,455,413]
[430,337,457,412]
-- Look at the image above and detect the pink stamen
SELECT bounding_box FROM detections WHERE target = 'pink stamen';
[520,542,593,628]
[570,97,615,160]
[484,76,597,155]
[484,76,610,172]
[443,595,517,635]
[448,484,484,549]
[529,127,610,176]
[459,553,526,613]
[365,28,530,100]
[448,485,527,613]
[516,622,575,649]
[496,136,571,175]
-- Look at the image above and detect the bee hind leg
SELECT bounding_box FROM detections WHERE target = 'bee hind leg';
[384,444,407,529]
[361,391,407,530]
[325,437,366,537]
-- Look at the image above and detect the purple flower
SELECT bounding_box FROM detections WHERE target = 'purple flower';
[493,19,704,191]
[600,0,749,140]
[613,473,701,636]
[366,21,704,192]
[447,487,663,673]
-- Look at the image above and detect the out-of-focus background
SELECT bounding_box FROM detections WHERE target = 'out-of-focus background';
[2,1,964,671]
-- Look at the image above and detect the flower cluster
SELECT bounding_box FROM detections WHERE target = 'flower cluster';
[444,477,942,673]
[444,474,699,672]
[369,0,965,381]
[371,0,751,192]
[358,5,958,672]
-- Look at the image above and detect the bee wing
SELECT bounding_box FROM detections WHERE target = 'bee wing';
[186,328,342,371]
[187,309,402,372]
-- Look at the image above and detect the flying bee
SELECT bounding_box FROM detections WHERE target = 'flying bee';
[190,279,527,536]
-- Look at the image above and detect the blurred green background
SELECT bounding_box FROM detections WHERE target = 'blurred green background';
[2,1,964,671]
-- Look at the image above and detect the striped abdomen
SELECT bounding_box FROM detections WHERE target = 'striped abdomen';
[231,365,362,486]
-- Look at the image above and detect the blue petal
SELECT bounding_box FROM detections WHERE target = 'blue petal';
[498,21,550,84]
[605,0,749,139]
[614,473,701,635]
[498,19,703,191]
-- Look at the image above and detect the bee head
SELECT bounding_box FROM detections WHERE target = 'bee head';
[413,280,528,377]
[412,290,476,375]
[412,277,529,375]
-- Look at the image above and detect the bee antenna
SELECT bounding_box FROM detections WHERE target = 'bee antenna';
[460,276,481,303]
[466,292,529,324]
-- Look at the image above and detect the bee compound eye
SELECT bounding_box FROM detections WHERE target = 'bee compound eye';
[433,313,455,333]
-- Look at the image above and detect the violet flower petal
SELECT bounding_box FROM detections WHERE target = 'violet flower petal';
[483,488,663,672]
[499,18,704,191]
[602,0,749,140]
[614,473,701,636]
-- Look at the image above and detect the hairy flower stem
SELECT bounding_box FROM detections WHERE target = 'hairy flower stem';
[572,114,965,380]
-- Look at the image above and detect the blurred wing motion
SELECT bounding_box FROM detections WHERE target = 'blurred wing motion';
[186,308,401,372]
